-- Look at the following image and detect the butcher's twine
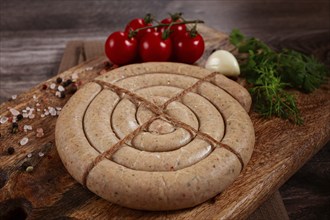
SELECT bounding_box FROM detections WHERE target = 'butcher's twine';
[82,73,244,187]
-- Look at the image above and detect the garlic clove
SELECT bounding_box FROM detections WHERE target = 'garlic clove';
[205,50,240,77]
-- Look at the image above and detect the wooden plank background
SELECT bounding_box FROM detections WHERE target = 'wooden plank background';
[1,0,329,219]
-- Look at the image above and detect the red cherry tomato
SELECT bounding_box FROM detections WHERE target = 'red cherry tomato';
[104,31,138,66]
[173,31,205,64]
[159,18,186,38]
[139,32,172,62]
[125,18,155,40]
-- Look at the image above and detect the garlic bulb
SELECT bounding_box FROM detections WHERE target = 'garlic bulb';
[205,50,240,77]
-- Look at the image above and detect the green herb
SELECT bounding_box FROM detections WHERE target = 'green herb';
[229,29,328,124]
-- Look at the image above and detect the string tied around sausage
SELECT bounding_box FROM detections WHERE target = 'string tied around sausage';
[83,72,244,187]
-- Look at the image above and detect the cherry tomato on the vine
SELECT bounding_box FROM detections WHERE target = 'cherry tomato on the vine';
[105,31,138,66]
[125,18,155,40]
[159,18,186,39]
[172,31,205,64]
[139,32,172,62]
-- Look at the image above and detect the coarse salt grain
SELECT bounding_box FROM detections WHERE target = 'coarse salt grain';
[27,153,33,158]
[50,83,56,89]
[28,114,35,119]
[26,107,30,110]
[37,108,41,112]
[58,85,65,92]
[49,108,57,116]
[72,72,79,80]
[9,108,20,116]
[36,103,40,107]
[11,95,17,100]
[23,125,33,131]
[33,95,37,99]
[38,152,44,157]
[23,113,29,118]
[40,114,45,118]
[55,91,61,97]
[55,107,62,111]
[36,128,43,133]
[44,111,49,116]
[0,116,8,124]
[20,137,29,146]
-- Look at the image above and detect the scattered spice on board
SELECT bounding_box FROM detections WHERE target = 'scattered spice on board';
[11,122,19,134]
[41,84,48,90]
[11,95,17,100]
[63,79,73,87]
[56,77,63,84]
[21,161,32,171]
[20,137,29,146]
[7,147,15,155]
[16,114,23,121]
[0,116,8,124]
[23,125,33,132]
[36,128,44,137]
[50,83,56,90]
[9,108,20,116]
[26,166,34,173]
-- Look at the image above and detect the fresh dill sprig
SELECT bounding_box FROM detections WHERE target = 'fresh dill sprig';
[229,29,328,124]
[249,65,303,124]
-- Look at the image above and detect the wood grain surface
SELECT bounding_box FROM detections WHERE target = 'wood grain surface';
[1,0,330,219]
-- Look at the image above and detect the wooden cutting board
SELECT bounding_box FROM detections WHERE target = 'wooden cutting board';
[0,25,329,220]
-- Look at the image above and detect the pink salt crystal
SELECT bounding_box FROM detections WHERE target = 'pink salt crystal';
[9,108,20,116]
[36,132,44,137]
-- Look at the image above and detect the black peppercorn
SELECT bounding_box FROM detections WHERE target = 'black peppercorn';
[60,91,66,99]
[41,84,48,90]
[16,114,23,121]
[103,61,113,69]
[68,85,77,94]
[62,79,72,87]
[7,147,15,155]
[11,122,19,134]
[56,77,63,84]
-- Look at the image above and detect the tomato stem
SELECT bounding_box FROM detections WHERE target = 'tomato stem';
[188,23,198,38]
[132,20,204,35]
[169,12,183,21]
[143,13,154,24]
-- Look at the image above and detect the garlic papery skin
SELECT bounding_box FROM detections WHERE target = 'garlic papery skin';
[205,50,240,77]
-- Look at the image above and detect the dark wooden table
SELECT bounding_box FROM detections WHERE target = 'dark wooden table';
[1,1,329,219]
